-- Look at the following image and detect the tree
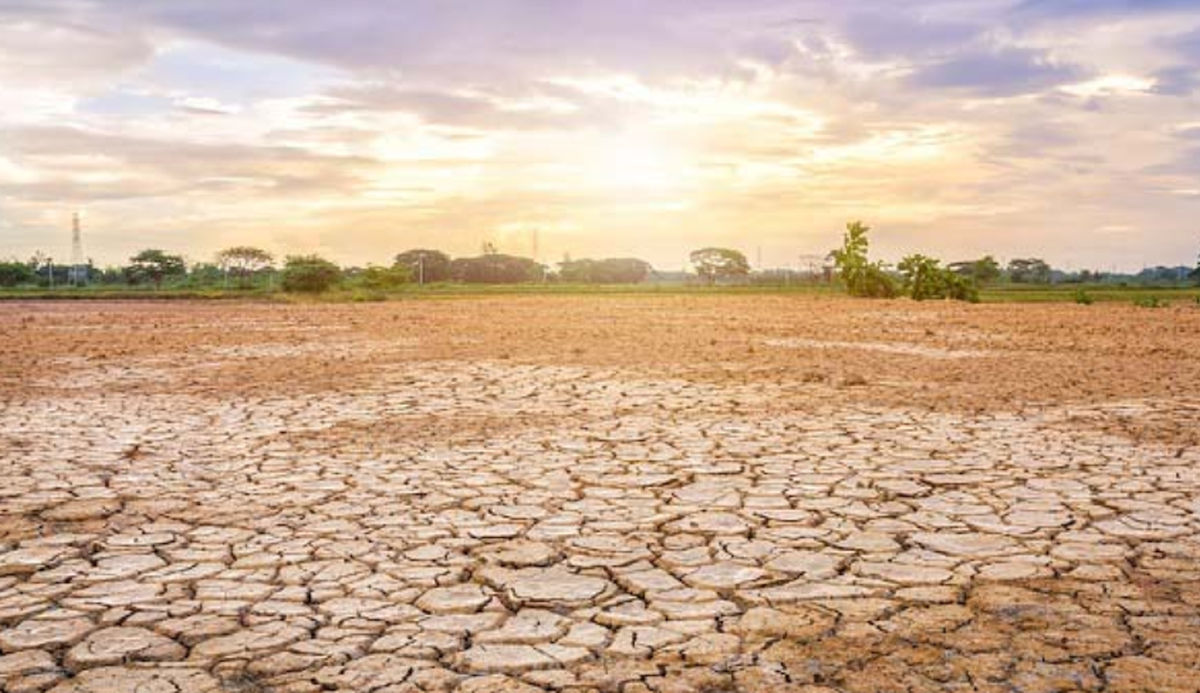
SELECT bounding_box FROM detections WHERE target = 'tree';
[395,249,452,283]
[281,255,341,292]
[690,248,749,285]
[358,264,411,289]
[949,256,1001,284]
[215,246,274,287]
[830,221,897,298]
[125,249,186,289]
[0,261,35,287]
[897,254,944,301]
[899,254,978,302]
[558,257,652,283]
[1008,258,1051,284]
[450,254,542,283]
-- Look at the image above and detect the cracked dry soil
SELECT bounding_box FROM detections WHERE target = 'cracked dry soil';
[1,296,1199,693]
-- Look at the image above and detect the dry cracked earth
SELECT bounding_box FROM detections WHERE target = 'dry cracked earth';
[1,296,1200,693]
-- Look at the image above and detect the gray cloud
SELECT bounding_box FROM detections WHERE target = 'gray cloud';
[839,12,984,61]
[1152,66,1200,96]
[908,47,1089,96]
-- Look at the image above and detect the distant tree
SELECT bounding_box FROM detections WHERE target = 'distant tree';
[395,249,452,283]
[359,264,411,289]
[899,254,978,302]
[947,256,1001,284]
[125,249,186,289]
[281,255,341,292]
[1192,251,1200,284]
[690,248,750,285]
[830,221,897,298]
[451,254,542,283]
[558,257,652,283]
[215,246,274,287]
[974,256,1002,284]
[1007,258,1051,284]
[187,263,224,287]
[0,260,36,287]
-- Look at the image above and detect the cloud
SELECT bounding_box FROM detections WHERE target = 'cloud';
[908,47,1089,96]
[839,12,984,61]
[0,0,1199,270]
[1171,27,1200,61]
[1151,66,1200,96]
[0,13,152,86]
[1,126,381,201]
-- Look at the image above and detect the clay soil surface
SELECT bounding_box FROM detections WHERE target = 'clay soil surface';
[1,296,1199,693]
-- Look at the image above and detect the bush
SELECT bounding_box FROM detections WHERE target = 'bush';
[357,264,411,290]
[281,255,341,293]
[558,257,653,283]
[395,249,452,283]
[450,254,543,283]
[1133,295,1166,308]
[1073,290,1094,305]
[897,254,978,302]
[0,261,36,287]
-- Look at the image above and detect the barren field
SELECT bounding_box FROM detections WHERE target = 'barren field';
[2,296,1200,693]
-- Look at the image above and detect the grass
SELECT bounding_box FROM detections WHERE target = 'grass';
[977,284,1200,304]
[2,281,1197,303]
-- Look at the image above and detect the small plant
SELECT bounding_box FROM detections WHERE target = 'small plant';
[1133,295,1166,308]
[1073,289,1094,305]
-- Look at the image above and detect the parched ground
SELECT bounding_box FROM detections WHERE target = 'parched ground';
[1,296,1199,693]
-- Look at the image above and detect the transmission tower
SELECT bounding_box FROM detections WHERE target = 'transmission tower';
[69,212,87,286]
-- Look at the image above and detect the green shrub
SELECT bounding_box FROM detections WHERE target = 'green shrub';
[897,254,978,303]
[1073,290,1094,305]
[831,222,898,298]
[281,255,341,293]
[1133,295,1166,308]
[0,261,36,287]
[358,264,411,290]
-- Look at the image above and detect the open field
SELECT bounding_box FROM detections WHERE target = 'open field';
[2,296,1200,693]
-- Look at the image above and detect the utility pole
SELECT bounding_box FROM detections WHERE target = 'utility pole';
[69,212,86,286]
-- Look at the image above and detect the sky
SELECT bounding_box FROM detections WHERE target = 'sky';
[1,0,1199,272]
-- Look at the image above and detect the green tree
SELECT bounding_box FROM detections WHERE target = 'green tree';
[950,255,1002,284]
[358,264,411,289]
[215,246,274,287]
[690,248,749,285]
[898,254,944,301]
[973,256,1002,284]
[899,253,979,302]
[0,260,36,287]
[1007,257,1051,284]
[281,255,341,293]
[125,249,186,289]
[450,254,542,283]
[830,221,897,298]
[558,257,652,283]
[395,249,452,283]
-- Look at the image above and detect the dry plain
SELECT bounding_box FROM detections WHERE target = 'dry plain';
[1,296,1200,693]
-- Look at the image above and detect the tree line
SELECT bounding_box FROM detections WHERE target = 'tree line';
[2,227,1197,294]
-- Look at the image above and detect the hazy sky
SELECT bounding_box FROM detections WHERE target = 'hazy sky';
[1,0,1199,271]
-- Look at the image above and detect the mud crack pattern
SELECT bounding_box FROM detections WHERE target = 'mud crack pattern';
[1,299,1199,693]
